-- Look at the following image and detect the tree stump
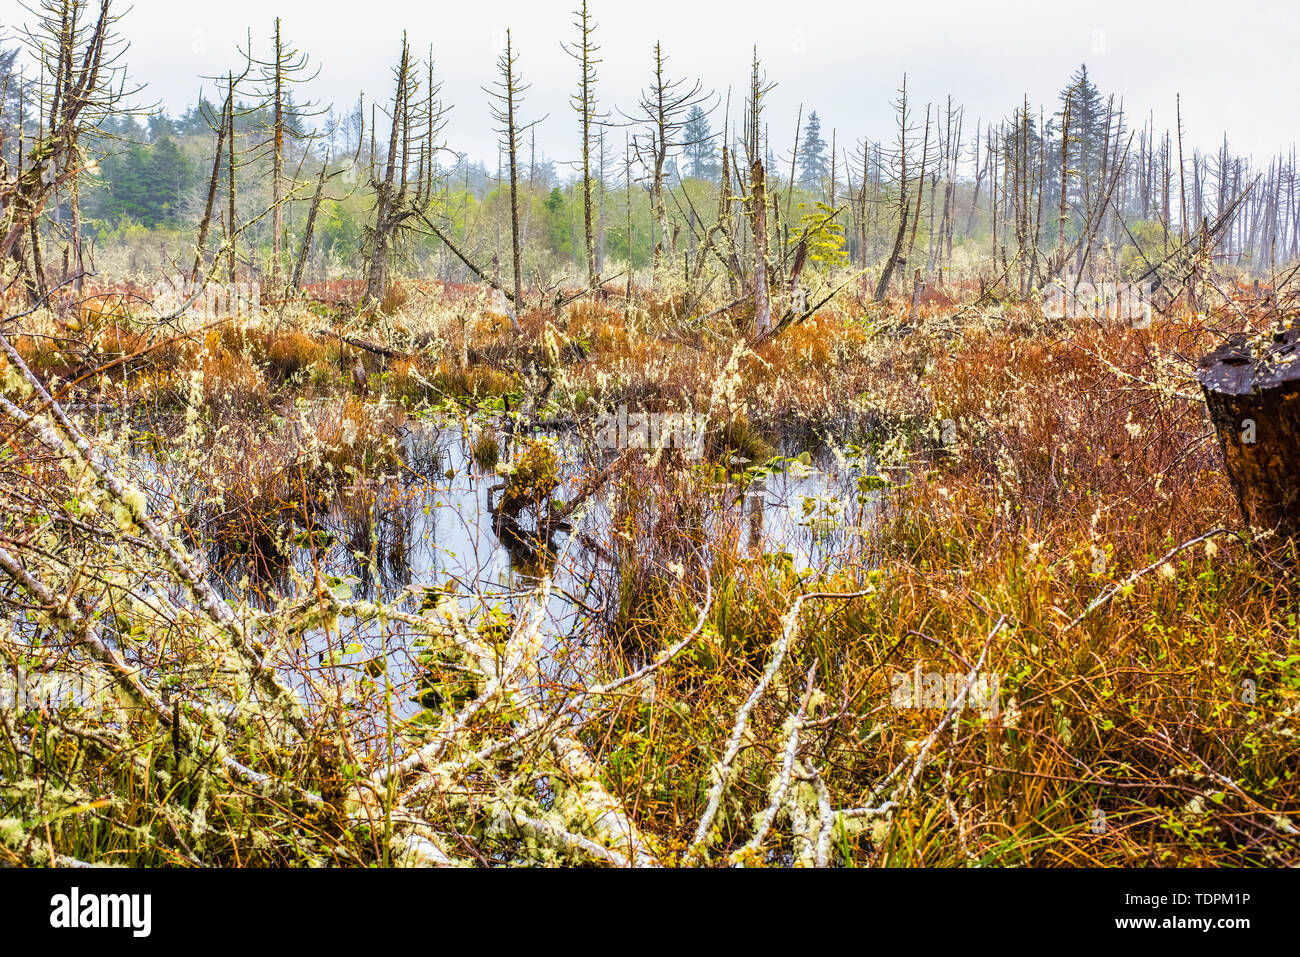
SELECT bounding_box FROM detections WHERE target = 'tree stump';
[1196,324,1300,537]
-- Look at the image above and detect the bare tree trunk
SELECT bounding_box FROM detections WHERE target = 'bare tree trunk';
[227,83,238,283]
[751,159,771,337]
[291,158,328,292]
[875,78,913,301]
[966,119,984,238]
[69,176,83,289]
[713,140,739,297]
[271,18,285,290]
[365,66,404,303]
[624,134,633,324]
[875,202,908,301]
[597,128,606,276]
[27,221,46,300]
[906,108,932,275]
[1057,93,1071,275]
[192,83,230,284]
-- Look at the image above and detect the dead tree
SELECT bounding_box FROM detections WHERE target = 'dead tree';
[2,0,136,295]
[965,118,984,238]
[288,103,364,294]
[596,126,607,274]
[739,50,775,337]
[626,42,711,290]
[624,133,634,316]
[191,81,231,284]
[485,29,537,331]
[192,63,251,284]
[902,103,932,279]
[365,38,414,305]
[246,18,322,293]
[290,155,329,290]
[684,93,742,299]
[364,38,447,308]
[1055,86,1072,273]
[750,157,771,337]
[875,75,915,301]
[225,70,241,282]
[931,96,962,277]
[562,1,608,290]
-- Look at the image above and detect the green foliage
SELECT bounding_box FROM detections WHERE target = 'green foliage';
[87,138,194,229]
[797,201,849,273]
[797,109,829,188]
[1120,219,1175,275]
[499,438,561,515]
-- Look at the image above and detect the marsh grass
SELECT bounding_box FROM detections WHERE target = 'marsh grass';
[2,279,1297,867]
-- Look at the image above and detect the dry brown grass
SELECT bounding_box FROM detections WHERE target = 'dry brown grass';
[4,280,1297,867]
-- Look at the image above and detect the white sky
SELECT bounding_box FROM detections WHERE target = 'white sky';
[7,0,1297,169]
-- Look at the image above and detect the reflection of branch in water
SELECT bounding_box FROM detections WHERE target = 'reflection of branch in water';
[495,517,561,578]
[335,485,420,598]
[488,451,628,577]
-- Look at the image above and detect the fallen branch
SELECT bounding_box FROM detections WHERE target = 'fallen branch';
[689,587,871,859]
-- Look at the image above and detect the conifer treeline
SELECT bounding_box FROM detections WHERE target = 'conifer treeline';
[2,22,1295,289]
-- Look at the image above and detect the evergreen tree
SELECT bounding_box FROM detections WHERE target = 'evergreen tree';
[88,138,193,228]
[148,137,193,227]
[1058,64,1105,205]
[682,104,718,180]
[146,110,174,142]
[178,98,220,136]
[798,109,829,187]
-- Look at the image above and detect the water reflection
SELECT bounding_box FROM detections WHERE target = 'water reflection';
[144,413,878,717]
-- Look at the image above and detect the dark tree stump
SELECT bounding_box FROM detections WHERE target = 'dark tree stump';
[1196,325,1300,537]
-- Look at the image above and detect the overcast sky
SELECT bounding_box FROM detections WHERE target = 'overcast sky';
[10,0,1296,169]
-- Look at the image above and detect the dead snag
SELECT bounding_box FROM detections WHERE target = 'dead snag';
[1197,325,1300,538]
[751,159,772,338]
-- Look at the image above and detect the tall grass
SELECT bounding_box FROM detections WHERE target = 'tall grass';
[2,280,1296,867]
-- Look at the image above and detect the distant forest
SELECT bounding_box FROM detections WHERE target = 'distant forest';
[1,21,1296,297]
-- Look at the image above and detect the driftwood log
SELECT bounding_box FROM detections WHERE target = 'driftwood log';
[1197,324,1300,537]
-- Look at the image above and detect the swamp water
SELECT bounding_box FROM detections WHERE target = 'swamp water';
[139,413,881,718]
